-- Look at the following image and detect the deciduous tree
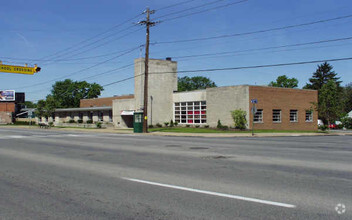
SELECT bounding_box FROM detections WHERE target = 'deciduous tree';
[268,75,298,88]
[178,76,216,92]
[51,79,103,108]
[316,80,343,125]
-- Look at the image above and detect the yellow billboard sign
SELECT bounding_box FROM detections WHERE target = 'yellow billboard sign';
[0,64,41,75]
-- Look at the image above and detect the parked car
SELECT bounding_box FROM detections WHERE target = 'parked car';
[329,123,337,129]
[329,121,342,129]
[317,119,324,126]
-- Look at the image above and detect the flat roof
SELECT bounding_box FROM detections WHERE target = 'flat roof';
[55,106,112,112]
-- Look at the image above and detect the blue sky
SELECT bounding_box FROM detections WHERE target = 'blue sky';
[1,0,352,102]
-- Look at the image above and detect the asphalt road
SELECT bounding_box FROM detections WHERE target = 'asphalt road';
[0,127,351,219]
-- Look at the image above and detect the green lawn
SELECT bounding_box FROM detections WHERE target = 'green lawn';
[149,127,321,133]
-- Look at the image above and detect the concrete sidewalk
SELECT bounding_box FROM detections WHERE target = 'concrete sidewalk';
[2,125,352,137]
[148,131,352,138]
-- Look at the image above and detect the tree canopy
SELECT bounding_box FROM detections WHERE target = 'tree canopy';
[268,75,298,88]
[51,79,103,108]
[343,82,352,113]
[316,80,343,124]
[178,76,217,92]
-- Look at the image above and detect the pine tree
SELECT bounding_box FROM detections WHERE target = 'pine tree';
[304,62,341,90]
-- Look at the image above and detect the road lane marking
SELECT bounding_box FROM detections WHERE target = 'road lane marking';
[123,177,296,208]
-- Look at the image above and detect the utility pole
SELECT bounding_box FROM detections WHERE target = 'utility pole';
[139,7,156,133]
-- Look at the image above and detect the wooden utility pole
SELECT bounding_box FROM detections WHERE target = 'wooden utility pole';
[139,7,156,133]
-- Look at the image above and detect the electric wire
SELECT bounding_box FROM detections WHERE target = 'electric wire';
[155,0,231,19]
[41,26,142,65]
[26,56,352,102]
[159,0,248,22]
[37,13,144,61]
[155,0,198,11]
[94,57,352,88]
[14,45,141,90]
[171,36,352,59]
[155,14,352,44]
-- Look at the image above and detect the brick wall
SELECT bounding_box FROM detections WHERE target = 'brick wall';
[80,95,134,108]
[0,102,15,112]
[248,86,318,130]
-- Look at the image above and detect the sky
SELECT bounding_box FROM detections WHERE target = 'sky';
[1,0,352,102]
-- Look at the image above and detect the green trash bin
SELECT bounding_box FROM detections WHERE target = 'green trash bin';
[133,112,143,133]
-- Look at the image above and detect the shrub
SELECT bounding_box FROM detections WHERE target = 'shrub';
[86,119,93,124]
[156,123,162,127]
[217,120,223,129]
[174,121,178,126]
[170,120,174,127]
[319,125,328,131]
[195,125,200,128]
[95,122,102,128]
[164,122,169,127]
[231,109,247,130]
[68,119,75,123]
[220,125,229,130]
[186,124,190,127]
[204,125,209,128]
[48,122,54,127]
[77,119,83,123]
[148,124,154,128]
[14,121,36,125]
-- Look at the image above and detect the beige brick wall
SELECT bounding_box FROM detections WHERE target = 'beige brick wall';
[0,112,12,124]
[207,86,250,127]
[248,86,318,130]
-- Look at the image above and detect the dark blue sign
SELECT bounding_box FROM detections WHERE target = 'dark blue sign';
[251,99,258,104]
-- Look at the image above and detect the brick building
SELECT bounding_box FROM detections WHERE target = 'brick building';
[0,92,25,124]
[43,58,318,130]
[112,58,318,130]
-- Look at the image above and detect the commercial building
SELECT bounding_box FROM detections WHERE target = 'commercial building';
[39,95,133,125]
[112,58,318,130]
[42,57,317,130]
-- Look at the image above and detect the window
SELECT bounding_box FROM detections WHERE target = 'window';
[290,110,298,122]
[254,109,263,123]
[88,111,93,120]
[305,110,313,122]
[98,111,103,121]
[174,101,206,124]
[272,109,281,122]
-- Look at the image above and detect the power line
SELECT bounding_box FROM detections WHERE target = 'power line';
[0,46,143,63]
[37,13,144,62]
[160,0,248,22]
[171,36,352,59]
[155,0,198,11]
[176,42,352,62]
[96,57,352,88]
[41,27,143,66]
[14,45,141,90]
[26,56,352,102]
[155,14,352,44]
[155,0,230,19]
